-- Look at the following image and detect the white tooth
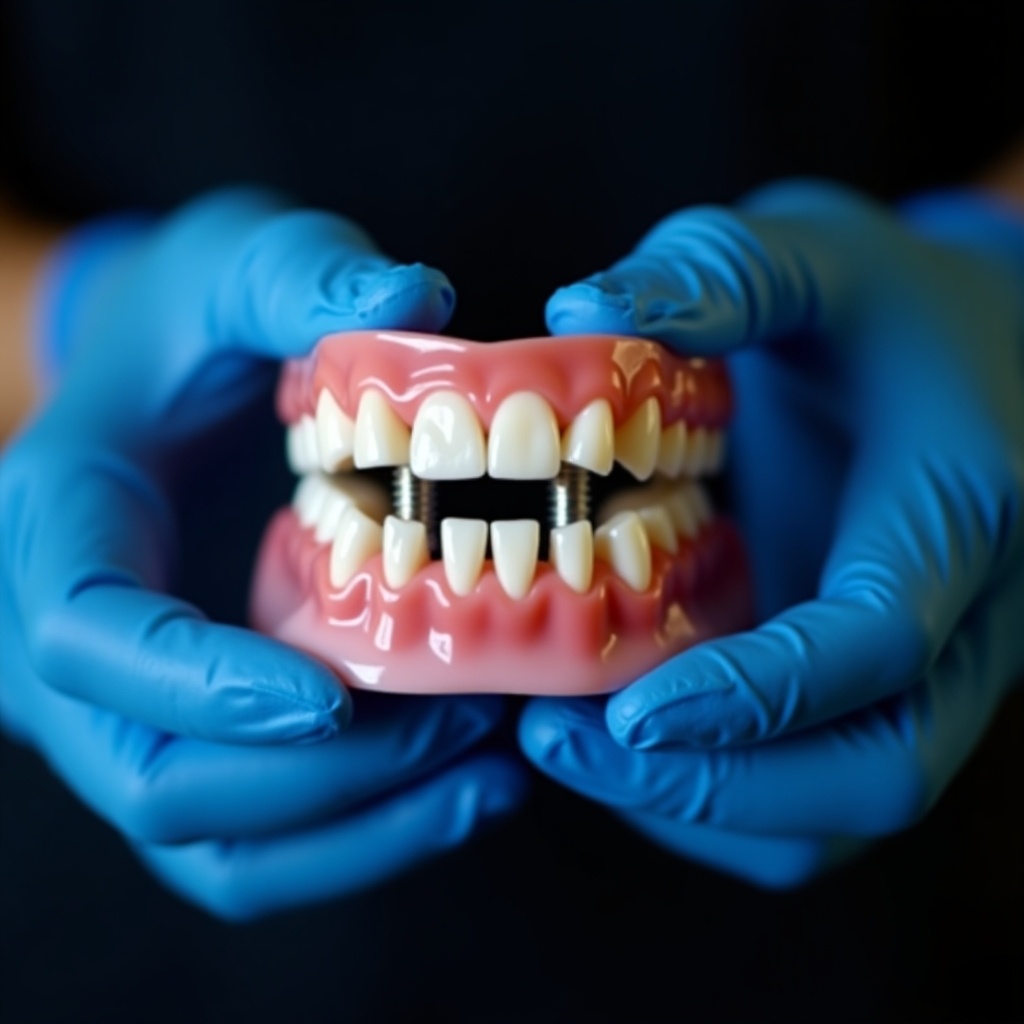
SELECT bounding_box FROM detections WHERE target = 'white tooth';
[686,480,714,524]
[561,399,615,476]
[685,426,710,477]
[596,484,663,524]
[615,397,661,480]
[382,516,429,589]
[315,390,355,472]
[286,415,320,474]
[487,392,561,480]
[314,475,389,544]
[354,390,411,468]
[441,518,488,596]
[490,520,539,599]
[329,507,383,587]
[550,521,593,593]
[594,511,652,592]
[655,420,687,478]
[664,487,700,539]
[410,391,486,480]
[293,473,329,528]
[637,506,678,554]
[705,429,726,474]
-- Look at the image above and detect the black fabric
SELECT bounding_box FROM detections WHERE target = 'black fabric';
[1,2,1023,1021]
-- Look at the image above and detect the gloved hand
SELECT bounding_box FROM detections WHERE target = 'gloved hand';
[519,180,1024,887]
[0,188,526,919]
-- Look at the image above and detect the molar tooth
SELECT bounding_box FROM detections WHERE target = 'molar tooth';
[561,399,615,476]
[316,390,355,472]
[490,519,540,599]
[655,421,687,478]
[410,391,486,480]
[488,392,561,480]
[382,516,430,589]
[686,480,713,524]
[615,397,661,480]
[440,518,488,596]
[594,511,652,592]
[664,487,699,539]
[354,389,411,468]
[705,429,726,474]
[329,507,383,588]
[637,506,678,554]
[293,473,329,528]
[684,426,710,477]
[314,475,390,544]
[286,415,320,474]
[596,484,663,525]
[550,521,594,593]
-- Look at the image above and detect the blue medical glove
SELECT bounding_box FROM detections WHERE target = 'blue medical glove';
[520,181,1024,887]
[0,188,526,918]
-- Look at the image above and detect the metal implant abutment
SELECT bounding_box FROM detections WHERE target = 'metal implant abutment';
[392,466,438,556]
[548,463,591,529]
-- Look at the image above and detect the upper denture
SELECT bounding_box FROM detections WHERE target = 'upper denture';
[278,332,732,431]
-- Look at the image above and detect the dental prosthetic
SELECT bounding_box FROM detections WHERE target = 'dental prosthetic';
[251,331,752,693]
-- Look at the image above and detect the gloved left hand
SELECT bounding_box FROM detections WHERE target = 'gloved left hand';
[519,181,1024,887]
[0,188,526,919]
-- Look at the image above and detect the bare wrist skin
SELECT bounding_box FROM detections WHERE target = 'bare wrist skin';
[0,198,62,442]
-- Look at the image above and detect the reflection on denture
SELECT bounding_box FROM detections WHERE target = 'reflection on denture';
[252,331,752,694]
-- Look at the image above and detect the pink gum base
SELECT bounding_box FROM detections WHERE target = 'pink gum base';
[277,331,732,430]
[250,509,753,695]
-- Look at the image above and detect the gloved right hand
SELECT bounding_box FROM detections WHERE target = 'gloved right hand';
[0,188,526,919]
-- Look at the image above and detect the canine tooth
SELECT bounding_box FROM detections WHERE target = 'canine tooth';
[329,507,383,587]
[410,391,486,480]
[313,476,389,544]
[637,506,678,554]
[382,516,429,589]
[594,511,652,592]
[488,392,561,480]
[561,399,615,476]
[286,415,320,474]
[550,521,594,593]
[354,390,411,468]
[490,520,539,599]
[293,473,329,528]
[705,429,726,474]
[656,421,687,478]
[615,397,661,480]
[441,518,488,596]
[664,487,699,539]
[315,390,355,472]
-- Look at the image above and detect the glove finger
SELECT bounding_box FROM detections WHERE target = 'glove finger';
[620,810,866,890]
[545,181,864,354]
[21,671,508,843]
[522,579,1015,837]
[134,753,527,921]
[2,455,346,743]
[607,442,1008,750]
[212,206,455,358]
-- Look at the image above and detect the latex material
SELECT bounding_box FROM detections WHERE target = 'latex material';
[252,330,751,693]
[521,181,1024,886]
[0,188,526,917]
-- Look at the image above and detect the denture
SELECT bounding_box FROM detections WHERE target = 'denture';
[250,331,752,694]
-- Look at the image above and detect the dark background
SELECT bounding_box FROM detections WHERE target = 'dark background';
[2,1,1023,1021]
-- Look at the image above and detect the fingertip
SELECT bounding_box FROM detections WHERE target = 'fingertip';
[606,661,739,751]
[545,279,640,336]
[344,262,456,332]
